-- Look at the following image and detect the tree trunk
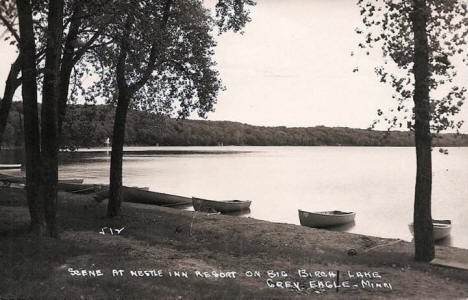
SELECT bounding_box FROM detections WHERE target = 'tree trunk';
[40,0,64,237]
[411,0,434,262]
[107,31,130,217]
[107,89,130,217]
[16,0,44,234]
[106,2,172,217]
[57,10,82,140]
[57,51,76,141]
[0,55,22,148]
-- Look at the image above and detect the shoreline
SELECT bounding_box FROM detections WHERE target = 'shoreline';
[2,166,467,250]
[0,187,467,299]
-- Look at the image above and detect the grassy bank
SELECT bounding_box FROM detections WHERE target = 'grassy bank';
[0,188,467,299]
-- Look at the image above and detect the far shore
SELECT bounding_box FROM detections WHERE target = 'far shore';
[0,187,467,299]
[2,144,468,155]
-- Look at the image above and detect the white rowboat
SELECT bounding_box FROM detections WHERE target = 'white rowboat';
[409,219,451,240]
[298,209,356,228]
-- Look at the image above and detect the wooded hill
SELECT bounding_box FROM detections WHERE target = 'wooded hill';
[2,103,467,148]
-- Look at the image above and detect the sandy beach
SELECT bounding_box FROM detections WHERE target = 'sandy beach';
[0,187,467,299]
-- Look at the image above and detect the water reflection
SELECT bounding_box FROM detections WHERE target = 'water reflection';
[409,236,453,247]
[435,236,453,247]
[224,208,251,217]
[322,221,356,232]
[0,148,248,165]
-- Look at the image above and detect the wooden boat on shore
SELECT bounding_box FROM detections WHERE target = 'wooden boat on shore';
[58,179,84,184]
[0,173,97,193]
[0,175,94,193]
[94,187,192,206]
[0,173,24,183]
[409,219,451,240]
[0,174,25,189]
[192,197,252,213]
[57,182,102,194]
[0,164,22,170]
[0,174,83,184]
[298,209,356,228]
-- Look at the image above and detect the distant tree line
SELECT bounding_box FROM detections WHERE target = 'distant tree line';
[2,103,467,149]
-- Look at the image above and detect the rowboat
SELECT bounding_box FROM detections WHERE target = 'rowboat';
[0,176,25,189]
[1,174,89,191]
[59,179,84,184]
[192,197,252,213]
[124,187,191,206]
[0,164,22,170]
[57,182,103,193]
[0,174,83,185]
[0,173,24,183]
[298,209,356,228]
[408,219,451,240]
[57,182,99,193]
[94,187,192,206]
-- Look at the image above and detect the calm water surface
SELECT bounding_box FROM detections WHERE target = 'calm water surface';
[3,146,468,248]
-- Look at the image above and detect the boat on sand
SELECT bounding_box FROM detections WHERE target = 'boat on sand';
[57,182,102,193]
[94,187,191,206]
[409,219,451,240]
[298,209,356,228]
[0,173,24,183]
[192,197,251,213]
[1,173,90,192]
[58,179,84,184]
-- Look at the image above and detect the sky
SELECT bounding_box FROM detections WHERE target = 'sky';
[1,0,467,131]
[203,0,468,130]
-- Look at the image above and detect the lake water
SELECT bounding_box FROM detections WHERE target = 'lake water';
[2,146,467,249]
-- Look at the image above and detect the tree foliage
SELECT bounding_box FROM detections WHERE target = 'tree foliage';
[356,0,468,133]
[82,0,228,119]
[215,0,256,33]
